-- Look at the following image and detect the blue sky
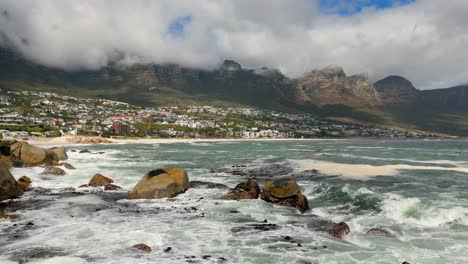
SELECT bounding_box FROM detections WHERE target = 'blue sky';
[319,0,415,15]
[167,15,192,37]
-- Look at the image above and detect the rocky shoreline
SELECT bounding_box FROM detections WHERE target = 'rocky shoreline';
[0,140,411,264]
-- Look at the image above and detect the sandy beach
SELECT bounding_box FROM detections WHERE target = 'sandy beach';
[23,135,328,146]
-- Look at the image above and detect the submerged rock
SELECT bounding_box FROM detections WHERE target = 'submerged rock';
[231,223,280,233]
[132,244,152,253]
[17,176,31,191]
[129,168,190,199]
[327,222,350,239]
[223,180,260,200]
[59,162,76,170]
[366,227,393,237]
[260,178,309,213]
[0,166,23,201]
[41,167,66,176]
[189,181,229,189]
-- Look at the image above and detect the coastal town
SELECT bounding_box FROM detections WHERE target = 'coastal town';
[0,89,437,140]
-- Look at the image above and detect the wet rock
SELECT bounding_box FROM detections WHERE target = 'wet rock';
[0,166,23,201]
[41,167,66,176]
[366,227,393,237]
[223,180,260,200]
[17,176,31,191]
[231,223,279,233]
[132,243,152,253]
[402,262,410,264]
[104,184,122,191]
[189,181,229,189]
[59,162,76,170]
[260,178,309,213]
[48,147,68,161]
[10,247,66,262]
[79,149,90,154]
[327,222,350,239]
[164,247,172,253]
[129,168,189,199]
[0,210,17,220]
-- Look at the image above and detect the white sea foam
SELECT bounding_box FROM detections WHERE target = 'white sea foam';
[292,159,468,179]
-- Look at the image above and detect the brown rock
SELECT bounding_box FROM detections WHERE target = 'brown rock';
[132,244,152,253]
[41,167,66,176]
[104,184,122,191]
[223,180,260,200]
[327,222,350,239]
[17,176,31,191]
[0,166,23,201]
[129,168,189,199]
[60,162,76,170]
[260,178,309,213]
[0,210,17,220]
[48,147,68,161]
[89,173,114,187]
[10,142,59,166]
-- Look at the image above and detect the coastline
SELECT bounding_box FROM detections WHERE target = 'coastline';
[23,135,338,146]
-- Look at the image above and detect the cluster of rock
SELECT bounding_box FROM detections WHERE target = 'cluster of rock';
[66,137,112,144]
[0,140,73,202]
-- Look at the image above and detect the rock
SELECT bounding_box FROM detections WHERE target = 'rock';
[189,181,229,189]
[366,227,393,237]
[0,210,18,220]
[79,149,90,154]
[402,262,410,264]
[327,222,350,239]
[0,166,23,201]
[87,173,122,190]
[41,167,66,176]
[260,178,309,213]
[132,244,152,253]
[59,162,76,170]
[104,184,122,191]
[17,176,31,191]
[48,147,68,161]
[231,223,279,233]
[223,180,260,200]
[89,173,114,187]
[10,142,59,166]
[129,168,189,199]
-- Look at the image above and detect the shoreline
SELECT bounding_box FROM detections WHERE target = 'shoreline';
[21,135,462,146]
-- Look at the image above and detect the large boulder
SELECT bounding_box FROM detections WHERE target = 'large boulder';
[260,178,309,213]
[10,142,59,166]
[85,173,121,190]
[223,180,260,200]
[48,147,68,161]
[0,166,23,201]
[129,168,189,199]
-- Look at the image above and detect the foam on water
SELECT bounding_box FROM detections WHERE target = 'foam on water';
[292,159,468,179]
[2,140,468,263]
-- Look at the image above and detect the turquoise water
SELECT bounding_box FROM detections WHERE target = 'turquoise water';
[2,139,468,263]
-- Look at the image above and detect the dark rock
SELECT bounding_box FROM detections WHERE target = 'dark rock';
[231,223,279,233]
[366,227,393,237]
[164,247,172,253]
[189,181,229,189]
[79,149,90,154]
[0,166,23,201]
[223,180,260,200]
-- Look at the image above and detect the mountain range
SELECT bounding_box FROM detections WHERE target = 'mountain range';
[0,47,467,136]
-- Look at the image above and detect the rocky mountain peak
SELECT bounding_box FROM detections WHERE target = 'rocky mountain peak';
[374,75,419,104]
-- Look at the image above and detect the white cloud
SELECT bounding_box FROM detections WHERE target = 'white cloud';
[0,0,467,89]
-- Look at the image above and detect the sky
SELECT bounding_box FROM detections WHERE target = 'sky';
[0,0,467,89]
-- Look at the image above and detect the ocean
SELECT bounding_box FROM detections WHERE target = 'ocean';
[1,139,468,263]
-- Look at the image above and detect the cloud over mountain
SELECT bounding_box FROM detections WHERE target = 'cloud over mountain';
[0,0,467,89]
